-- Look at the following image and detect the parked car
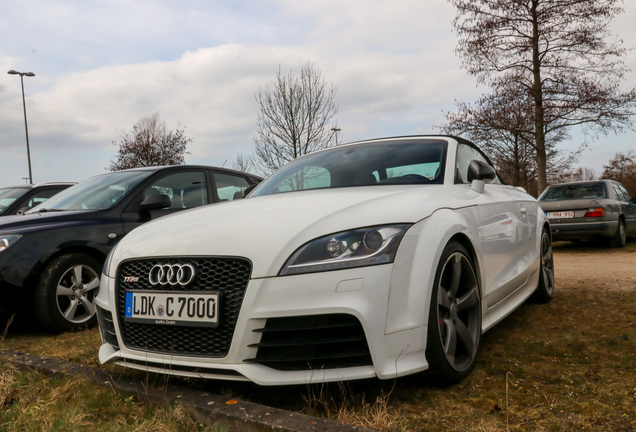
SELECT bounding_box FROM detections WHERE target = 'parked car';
[0,182,75,216]
[0,165,261,332]
[538,180,636,247]
[96,136,554,386]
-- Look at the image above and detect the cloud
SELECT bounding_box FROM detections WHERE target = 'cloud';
[1,0,634,185]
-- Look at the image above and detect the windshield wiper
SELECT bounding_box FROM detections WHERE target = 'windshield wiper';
[36,208,65,213]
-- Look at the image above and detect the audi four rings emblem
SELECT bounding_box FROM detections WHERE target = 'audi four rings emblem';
[149,264,196,286]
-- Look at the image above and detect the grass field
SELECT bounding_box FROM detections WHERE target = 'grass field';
[1,244,635,431]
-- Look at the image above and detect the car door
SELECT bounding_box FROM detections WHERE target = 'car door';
[614,182,636,235]
[477,185,537,308]
[456,143,536,308]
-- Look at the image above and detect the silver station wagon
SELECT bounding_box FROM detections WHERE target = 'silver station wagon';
[538,180,636,247]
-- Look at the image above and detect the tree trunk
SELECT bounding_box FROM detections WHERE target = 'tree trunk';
[531,0,548,195]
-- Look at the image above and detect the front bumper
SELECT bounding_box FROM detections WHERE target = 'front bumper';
[0,250,39,312]
[96,264,429,386]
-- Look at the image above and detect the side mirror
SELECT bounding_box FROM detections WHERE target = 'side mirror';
[467,160,497,194]
[17,207,31,215]
[140,193,171,211]
[467,160,496,182]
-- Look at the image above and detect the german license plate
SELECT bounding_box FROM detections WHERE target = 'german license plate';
[124,291,220,327]
[547,211,574,219]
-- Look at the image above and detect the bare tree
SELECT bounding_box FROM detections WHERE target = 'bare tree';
[602,150,636,194]
[578,168,598,182]
[550,166,598,184]
[231,152,254,173]
[252,62,339,175]
[108,113,192,171]
[439,80,580,194]
[448,0,636,194]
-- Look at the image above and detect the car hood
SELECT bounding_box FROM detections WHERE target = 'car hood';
[0,210,99,234]
[112,185,477,278]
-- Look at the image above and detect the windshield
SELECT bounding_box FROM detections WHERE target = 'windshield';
[252,139,447,197]
[28,171,153,212]
[0,187,28,214]
[538,183,607,201]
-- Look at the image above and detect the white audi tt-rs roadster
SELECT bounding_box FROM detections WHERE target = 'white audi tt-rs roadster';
[96,135,555,386]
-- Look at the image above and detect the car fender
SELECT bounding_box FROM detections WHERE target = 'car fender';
[1,219,121,289]
[385,206,481,335]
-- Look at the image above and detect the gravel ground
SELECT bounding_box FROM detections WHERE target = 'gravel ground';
[553,241,636,292]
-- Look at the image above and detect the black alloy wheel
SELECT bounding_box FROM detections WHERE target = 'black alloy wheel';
[532,227,555,303]
[425,241,481,385]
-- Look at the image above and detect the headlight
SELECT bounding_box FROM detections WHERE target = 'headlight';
[0,235,22,252]
[280,224,411,276]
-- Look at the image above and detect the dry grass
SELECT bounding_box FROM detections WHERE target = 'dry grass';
[0,356,224,432]
[302,381,408,431]
[1,244,635,431]
[0,324,224,431]
[1,323,102,366]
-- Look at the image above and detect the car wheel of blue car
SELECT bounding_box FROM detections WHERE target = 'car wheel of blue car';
[425,241,481,385]
[33,253,101,332]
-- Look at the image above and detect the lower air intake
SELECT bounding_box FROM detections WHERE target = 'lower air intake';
[245,314,373,371]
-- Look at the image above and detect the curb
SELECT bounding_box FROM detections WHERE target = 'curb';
[2,349,378,432]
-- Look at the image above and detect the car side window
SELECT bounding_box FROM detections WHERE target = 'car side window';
[213,172,253,201]
[144,171,208,209]
[456,143,500,184]
[24,188,67,208]
[614,183,631,202]
[611,184,624,202]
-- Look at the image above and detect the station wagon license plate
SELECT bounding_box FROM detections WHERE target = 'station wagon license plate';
[547,211,574,219]
[124,291,220,327]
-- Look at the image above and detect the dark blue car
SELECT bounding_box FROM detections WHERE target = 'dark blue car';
[0,165,261,332]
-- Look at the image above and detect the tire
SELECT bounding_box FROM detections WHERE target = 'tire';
[531,227,555,303]
[33,253,101,332]
[610,219,626,248]
[425,241,481,385]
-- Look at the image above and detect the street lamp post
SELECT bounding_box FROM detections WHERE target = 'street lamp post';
[8,69,36,184]
[331,127,341,145]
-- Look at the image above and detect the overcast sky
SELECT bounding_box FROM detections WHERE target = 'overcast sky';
[1,0,635,186]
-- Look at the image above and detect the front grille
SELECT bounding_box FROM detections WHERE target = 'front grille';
[245,314,373,371]
[115,257,251,357]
